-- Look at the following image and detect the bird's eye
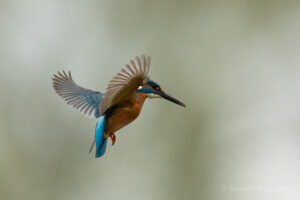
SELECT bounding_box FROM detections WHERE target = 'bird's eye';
[154,86,161,91]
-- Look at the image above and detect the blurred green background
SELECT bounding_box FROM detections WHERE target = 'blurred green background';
[0,0,300,200]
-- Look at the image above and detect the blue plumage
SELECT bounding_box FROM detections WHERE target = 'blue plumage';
[137,88,156,94]
[147,80,161,88]
[137,80,161,94]
[80,90,103,117]
[52,56,186,159]
[95,116,108,157]
[52,71,103,118]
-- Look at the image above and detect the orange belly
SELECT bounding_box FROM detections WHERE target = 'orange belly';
[104,93,147,138]
[105,106,140,135]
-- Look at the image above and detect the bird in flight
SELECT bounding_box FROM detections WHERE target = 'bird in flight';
[52,55,185,158]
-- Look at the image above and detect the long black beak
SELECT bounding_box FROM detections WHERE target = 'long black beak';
[157,91,186,107]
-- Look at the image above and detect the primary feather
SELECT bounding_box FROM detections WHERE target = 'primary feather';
[52,71,103,118]
[100,55,151,115]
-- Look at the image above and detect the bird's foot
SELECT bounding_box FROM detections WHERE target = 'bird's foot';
[109,133,116,146]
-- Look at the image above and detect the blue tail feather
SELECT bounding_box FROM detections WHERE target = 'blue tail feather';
[95,115,108,158]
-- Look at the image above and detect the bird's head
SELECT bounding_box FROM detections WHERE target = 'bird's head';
[137,80,186,107]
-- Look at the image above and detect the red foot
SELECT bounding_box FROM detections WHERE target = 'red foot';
[109,133,116,146]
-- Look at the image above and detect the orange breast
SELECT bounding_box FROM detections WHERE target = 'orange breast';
[104,93,147,137]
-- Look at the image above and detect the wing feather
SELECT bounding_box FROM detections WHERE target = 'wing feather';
[52,71,103,118]
[100,55,151,115]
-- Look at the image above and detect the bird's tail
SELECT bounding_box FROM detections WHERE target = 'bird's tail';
[92,115,108,158]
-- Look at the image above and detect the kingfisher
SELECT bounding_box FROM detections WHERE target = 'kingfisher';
[52,55,185,158]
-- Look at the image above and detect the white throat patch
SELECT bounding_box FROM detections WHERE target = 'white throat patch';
[146,93,161,99]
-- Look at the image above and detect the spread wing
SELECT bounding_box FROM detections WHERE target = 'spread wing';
[52,71,103,118]
[100,55,151,115]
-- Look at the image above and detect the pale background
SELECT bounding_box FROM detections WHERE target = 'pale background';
[0,0,300,200]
